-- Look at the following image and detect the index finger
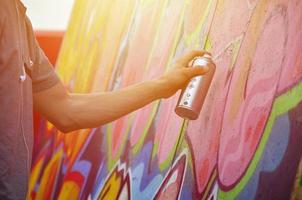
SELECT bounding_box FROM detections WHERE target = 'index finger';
[177,50,206,65]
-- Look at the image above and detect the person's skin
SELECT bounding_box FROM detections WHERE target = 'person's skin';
[33,50,209,133]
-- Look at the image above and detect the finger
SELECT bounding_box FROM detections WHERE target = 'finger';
[177,50,207,65]
[184,65,209,77]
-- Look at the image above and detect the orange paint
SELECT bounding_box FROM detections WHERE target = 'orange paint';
[35,31,64,66]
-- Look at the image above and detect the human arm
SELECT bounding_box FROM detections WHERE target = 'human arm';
[33,50,209,133]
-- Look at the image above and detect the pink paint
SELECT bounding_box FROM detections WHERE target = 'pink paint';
[130,104,156,147]
[185,0,254,193]
[207,0,254,55]
[186,54,232,193]
[277,0,302,94]
[110,1,166,158]
[154,154,186,200]
[154,95,184,165]
[130,0,185,148]
[111,116,130,153]
[218,2,287,187]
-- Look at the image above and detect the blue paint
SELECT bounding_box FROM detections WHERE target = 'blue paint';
[131,163,163,200]
[180,160,194,200]
[130,141,164,199]
[237,113,290,200]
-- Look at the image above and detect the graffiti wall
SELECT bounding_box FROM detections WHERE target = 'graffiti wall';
[28,0,302,199]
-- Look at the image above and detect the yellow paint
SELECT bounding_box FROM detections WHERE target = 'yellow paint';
[184,0,214,46]
[35,149,63,199]
[58,182,81,200]
[57,0,115,92]
[98,168,124,200]
[92,0,137,91]
[291,160,302,200]
[201,169,217,200]
[63,129,90,167]
[204,37,212,51]
[46,121,55,131]
[27,157,45,200]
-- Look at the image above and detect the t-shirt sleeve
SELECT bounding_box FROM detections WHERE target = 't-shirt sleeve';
[31,42,60,93]
[25,16,60,93]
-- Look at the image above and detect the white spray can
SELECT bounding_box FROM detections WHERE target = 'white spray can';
[175,53,216,120]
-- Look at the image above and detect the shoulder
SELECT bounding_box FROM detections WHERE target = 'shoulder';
[0,0,12,34]
[0,0,19,26]
[0,0,15,15]
[0,0,27,19]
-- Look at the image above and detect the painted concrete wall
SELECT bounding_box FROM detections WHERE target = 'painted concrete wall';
[28,0,302,199]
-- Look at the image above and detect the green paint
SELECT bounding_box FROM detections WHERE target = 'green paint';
[106,123,113,169]
[218,82,302,200]
[204,38,212,51]
[151,142,159,159]
[184,0,214,46]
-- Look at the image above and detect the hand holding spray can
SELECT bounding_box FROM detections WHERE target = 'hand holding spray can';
[175,53,216,120]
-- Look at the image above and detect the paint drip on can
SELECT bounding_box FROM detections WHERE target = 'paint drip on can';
[175,53,216,120]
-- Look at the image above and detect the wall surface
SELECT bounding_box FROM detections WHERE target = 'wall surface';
[28,0,302,199]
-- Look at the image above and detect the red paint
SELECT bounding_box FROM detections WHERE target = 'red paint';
[198,159,210,188]
[64,172,85,187]
[35,31,64,66]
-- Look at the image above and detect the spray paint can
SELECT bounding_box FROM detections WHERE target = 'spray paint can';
[175,53,216,120]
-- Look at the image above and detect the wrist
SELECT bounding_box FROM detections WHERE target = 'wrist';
[151,78,171,99]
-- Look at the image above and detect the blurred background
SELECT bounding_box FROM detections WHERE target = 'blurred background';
[22,0,75,65]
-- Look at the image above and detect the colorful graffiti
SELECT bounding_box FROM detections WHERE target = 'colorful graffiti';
[28,0,302,199]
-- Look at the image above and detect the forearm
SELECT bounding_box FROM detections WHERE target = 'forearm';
[65,79,164,131]
[34,50,209,133]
